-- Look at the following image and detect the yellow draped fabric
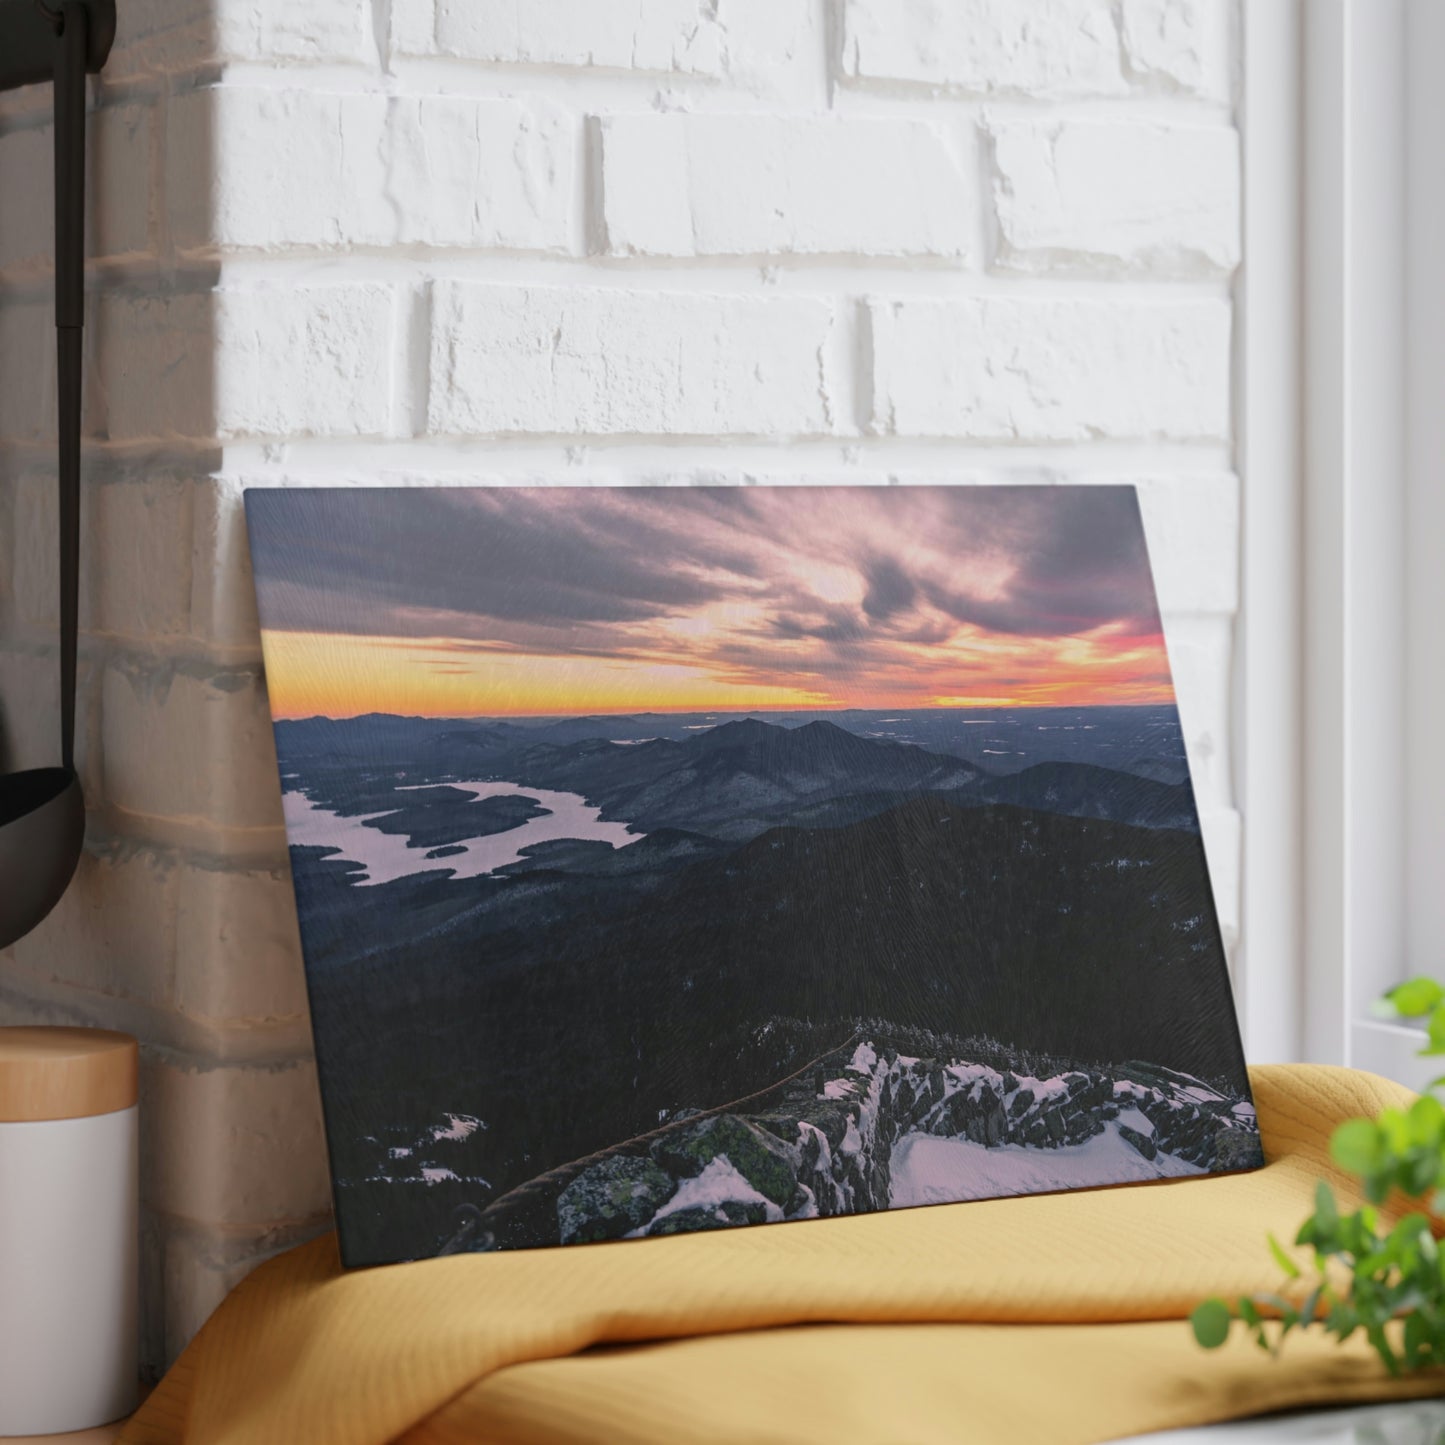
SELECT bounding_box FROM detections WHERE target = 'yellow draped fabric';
[121,1066,1445,1445]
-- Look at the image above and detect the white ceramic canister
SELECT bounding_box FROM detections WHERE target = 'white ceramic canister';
[0,1027,138,1436]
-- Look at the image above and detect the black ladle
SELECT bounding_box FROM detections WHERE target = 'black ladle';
[0,0,115,949]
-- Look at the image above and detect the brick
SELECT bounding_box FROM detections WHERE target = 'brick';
[108,0,370,76]
[3,843,179,1008]
[91,292,215,441]
[12,471,58,630]
[1135,475,1239,616]
[0,301,53,443]
[96,286,393,441]
[392,0,726,74]
[142,1057,330,1225]
[991,121,1239,277]
[867,296,1230,441]
[840,0,1125,97]
[212,0,372,62]
[1120,0,1232,102]
[0,842,307,1056]
[0,650,100,797]
[698,0,821,93]
[100,661,283,830]
[213,287,393,438]
[12,472,192,640]
[168,89,572,254]
[92,104,154,260]
[0,127,49,275]
[174,863,308,1028]
[0,104,151,275]
[600,113,972,260]
[95,477,196,640]
[429,282,839,436]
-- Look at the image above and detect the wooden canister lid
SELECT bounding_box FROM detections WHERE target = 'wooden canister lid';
[0,1027,138,1122]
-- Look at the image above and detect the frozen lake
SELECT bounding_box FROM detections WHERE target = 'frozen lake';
[281,780,643,885]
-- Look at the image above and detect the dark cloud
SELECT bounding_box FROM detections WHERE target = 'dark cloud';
[860,554,917,621]
[245,485,1162,665]
[244,487,765,638]
[771,607,869,645]
[919,486,1160,638]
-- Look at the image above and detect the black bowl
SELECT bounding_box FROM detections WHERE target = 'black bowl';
[0,767,84,948]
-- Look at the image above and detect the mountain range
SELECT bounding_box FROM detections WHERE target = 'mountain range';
[277,714,1198,844]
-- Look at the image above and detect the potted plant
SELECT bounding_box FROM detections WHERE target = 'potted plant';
[1192,980,1445,1372]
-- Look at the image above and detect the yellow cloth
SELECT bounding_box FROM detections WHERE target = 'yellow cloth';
[121,1065,1445,1445]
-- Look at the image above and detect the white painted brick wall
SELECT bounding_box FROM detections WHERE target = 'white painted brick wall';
[168,89,575,255]
[990,120,1240,277]
[0,0,1245,1375]
[868,297,1231,440]
[599,114,972,259]
[391,0,730,74]
[841,0,1230,100]
[430,282,840,436]
[96,287,396,440]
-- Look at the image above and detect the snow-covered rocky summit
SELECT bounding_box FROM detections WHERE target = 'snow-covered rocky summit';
[553,1040,1263,1245]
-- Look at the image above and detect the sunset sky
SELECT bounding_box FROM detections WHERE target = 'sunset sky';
[244,485,1176,719]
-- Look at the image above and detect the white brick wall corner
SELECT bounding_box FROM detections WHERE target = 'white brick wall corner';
[0,0,1248,1375]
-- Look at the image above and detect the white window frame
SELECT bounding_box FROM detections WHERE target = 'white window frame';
[1237,0,1306,1067]
[1238,0,1440,1087]
[1263,0,1442,1088]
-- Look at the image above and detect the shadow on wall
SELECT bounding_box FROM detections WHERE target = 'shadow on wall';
[0,6,329,1379]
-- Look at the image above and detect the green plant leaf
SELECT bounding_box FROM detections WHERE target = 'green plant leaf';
[1404,1312,1429,1368]
[1411,1095,1445,1145]
[1191,1298,1233,1350]
[1408,1151,1440,1195]
[1331,1119,1382,1175]
[1190,973,1445,1376]
[1384,978,1445,1018]
[1267,1232,1302,1279]
[1428,1010,1445,1056]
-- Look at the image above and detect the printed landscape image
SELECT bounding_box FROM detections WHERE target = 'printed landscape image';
[245,484,1262,1266]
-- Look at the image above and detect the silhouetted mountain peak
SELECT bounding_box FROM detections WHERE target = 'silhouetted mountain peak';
[793,719,856,742]
[691,718,776,748]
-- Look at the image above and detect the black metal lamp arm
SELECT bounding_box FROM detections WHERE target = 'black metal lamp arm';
[0,0,114,949]
[0,0,115,769]
[0,0,113,91]
[53,0,85,770]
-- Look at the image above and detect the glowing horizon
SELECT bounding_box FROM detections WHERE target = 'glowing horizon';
[246,486,1178,723]
[257,625,1176,720]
